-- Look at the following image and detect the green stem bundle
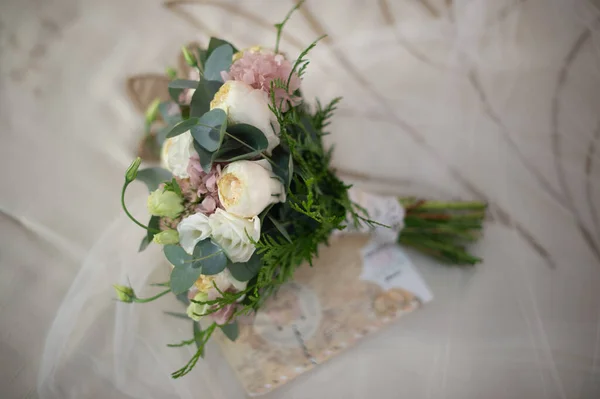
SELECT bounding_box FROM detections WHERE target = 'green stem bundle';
[398,198,487,265]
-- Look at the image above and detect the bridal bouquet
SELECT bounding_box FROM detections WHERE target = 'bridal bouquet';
[115,3,486,379]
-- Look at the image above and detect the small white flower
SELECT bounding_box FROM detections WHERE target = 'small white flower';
[177,213,212,255]
[161,131,195,178]
[218,159,285,218]
[208,209,260,263]
[210,80,280,154]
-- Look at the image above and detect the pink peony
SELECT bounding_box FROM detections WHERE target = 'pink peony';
[222,49,302,112]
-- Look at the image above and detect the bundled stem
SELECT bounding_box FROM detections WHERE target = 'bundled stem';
[398,198,487,265]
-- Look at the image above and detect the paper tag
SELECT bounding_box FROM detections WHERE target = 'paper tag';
[345,188,405,245]
[360,243,433,303]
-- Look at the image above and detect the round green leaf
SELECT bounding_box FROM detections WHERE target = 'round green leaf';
[190,109,227,152]
[219,321,239,341]
[228,253,263,281]
[226,124,268,156]
[170,265,203,294]
[136,168,173,192]
[271,146,293,188]
[192,141,214,173]
[193,239,227,275]
[207,37,239,58]
[168,79,198,89]
[204,44,233,82]
[164,245,193,268]
[167,117,199,138]
[190,80,223,118]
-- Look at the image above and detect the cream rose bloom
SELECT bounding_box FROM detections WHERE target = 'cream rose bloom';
[177,213,212,255]
[208,209,260,263]
[217,159,285,218]
[210,81,280,154]
[161,131,195,178]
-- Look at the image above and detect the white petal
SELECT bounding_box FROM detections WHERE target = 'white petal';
[177,214,212,255]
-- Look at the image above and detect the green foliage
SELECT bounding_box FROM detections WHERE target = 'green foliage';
[312,97,341,131]
[168,79,198,89]
[207,38,239,58]
[166,240,227,293]
[194,240,227,275]
[171,323,217,378]
[274,0,304,53]
[167,117,199,138]
[203,44,233,82]
[163,178,182,197]
[228,253,262,281]
[135,168,172,192]
[190,80,223,118]
[190,109,227,152]
[220,321,239,341]
[139,216,161,252]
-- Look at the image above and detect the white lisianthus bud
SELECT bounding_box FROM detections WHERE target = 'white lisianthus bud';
[217,160,285,218]
[187,292,209,322]
[177,213,212,255]
[208,209,260,263]
[113,285,135,303]
[210,81,280,154]
[161,131,195,178]
[152,229,179,245]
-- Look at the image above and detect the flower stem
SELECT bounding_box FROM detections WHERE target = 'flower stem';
[400,198,487,211]
[183,250,224,264]
[121,182,161,233]
[133,288,171,303]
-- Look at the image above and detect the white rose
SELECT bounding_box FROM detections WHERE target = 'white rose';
[177,213,212,255]
[217,159,285,218]
[161,131,195,178]
[208,209,260,263]
[210,81,280,154]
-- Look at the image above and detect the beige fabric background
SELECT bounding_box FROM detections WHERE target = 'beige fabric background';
[1,0,600,398]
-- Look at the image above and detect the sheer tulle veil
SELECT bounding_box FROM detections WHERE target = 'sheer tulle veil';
[39,1,600,398]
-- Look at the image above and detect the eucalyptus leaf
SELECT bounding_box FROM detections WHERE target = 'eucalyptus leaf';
[258,204,275,223]
[267,215,292,243]
[213,139,244,160]
[219,321,239,341]
[139,216,161,251]
[271,146,293,188]
[207,37,239,58]
[170,265,203,294]
[158,101,182,126]
[190,80,223,118]
[193,141,214,173]
[197,48,208,67]
[204,44,233,82]
[190,109,227,152]
[168,79,198,89]
[193,239,227,275]
[168,86,184,104]
[136,168,172,192]
[228,253,263,281]
[166,117,199,138]
[164,245,194,268]
[176,292,191,306]
[226,123,268,153]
